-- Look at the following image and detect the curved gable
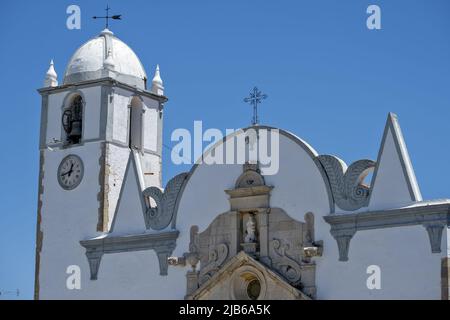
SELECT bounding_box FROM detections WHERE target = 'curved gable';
[171,126,333,258]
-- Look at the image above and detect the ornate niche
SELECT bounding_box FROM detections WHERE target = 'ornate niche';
[169,163,323,300]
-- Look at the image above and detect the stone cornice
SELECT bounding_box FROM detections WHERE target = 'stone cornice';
[323,201,450,261]
[225,185,273,198]
[80,230,179,280]
[38,77,168,103]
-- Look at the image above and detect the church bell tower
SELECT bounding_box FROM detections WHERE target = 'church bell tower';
[35,29,167,299]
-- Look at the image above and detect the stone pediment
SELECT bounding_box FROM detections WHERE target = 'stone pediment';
[189,251,310,300]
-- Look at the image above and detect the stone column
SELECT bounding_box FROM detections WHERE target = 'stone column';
[229,211,240,257]
[258,208,270,266]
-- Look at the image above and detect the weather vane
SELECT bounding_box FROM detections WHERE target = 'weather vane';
[244,87,268,125]
[93,5,122,29]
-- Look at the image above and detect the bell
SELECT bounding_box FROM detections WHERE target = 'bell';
[70,120,82,138]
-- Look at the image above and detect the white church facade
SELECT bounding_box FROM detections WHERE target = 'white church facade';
[35,29,450,300]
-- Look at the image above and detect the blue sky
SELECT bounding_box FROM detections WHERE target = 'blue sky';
[0,0,449,299]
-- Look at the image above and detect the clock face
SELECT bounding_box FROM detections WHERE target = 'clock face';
[57,155,84,190]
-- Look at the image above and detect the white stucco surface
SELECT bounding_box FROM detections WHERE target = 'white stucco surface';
[315,226,442,299]
[170,128,445,300]
[105,144,130,230]
[39,142,103,299]
[109,155,147,236]
[369,127,414,210]
[142,98,159,152]
[111,92,129,144]
[81,87,101,140]
[38,73,165,298]
[45,92,65,144]
[64,31,147,83]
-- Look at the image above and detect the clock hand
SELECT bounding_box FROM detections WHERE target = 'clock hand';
[61,164,75,177]
[68,163,74,177]
[61,171,71,177]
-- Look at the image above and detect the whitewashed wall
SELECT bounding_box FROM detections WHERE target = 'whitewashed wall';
[105,144,129,230]
[39,123,443,299]
[82,87,102,140]
[39,83,168,299]
[39,138,174,299]
[45,92,65,144]
[111,91,129,144]
[315,226,442,299]
[142,96,160,153]
[39,142,103,299]
[171,129,442,299]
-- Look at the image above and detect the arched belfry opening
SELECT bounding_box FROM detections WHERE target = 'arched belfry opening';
[129,96,143,150]
[62,94,83,145]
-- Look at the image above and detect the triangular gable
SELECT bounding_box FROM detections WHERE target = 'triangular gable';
[191,251,310,300]
[109,151,148,235]
[369,113,422,210]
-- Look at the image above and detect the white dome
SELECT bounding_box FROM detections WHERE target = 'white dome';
[63,29,147,89]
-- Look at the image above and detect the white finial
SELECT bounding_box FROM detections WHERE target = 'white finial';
[151,64,164,95]
[103,49,115,71]
[44,59,58,87]
[100,28,114,36]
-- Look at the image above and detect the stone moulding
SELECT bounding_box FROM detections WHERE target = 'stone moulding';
[80,230,179,280]
[38,77,168,103]
[323,202,450,261]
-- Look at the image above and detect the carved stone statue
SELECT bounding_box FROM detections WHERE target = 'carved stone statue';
[245,215,257,243]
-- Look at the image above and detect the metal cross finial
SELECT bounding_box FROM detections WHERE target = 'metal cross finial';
[93,5,122,29]
[244,87,268,125]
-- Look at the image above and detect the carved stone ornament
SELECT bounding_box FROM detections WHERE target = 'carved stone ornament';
[235,163,265,188]
[199,243,229,285]
[168,256,186,267]
[318,155,375,211]
[168,225,200,270]
[423,223,445,253]
[271,239,302,286]
[143,172,188,230]
[303,241,323,258]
